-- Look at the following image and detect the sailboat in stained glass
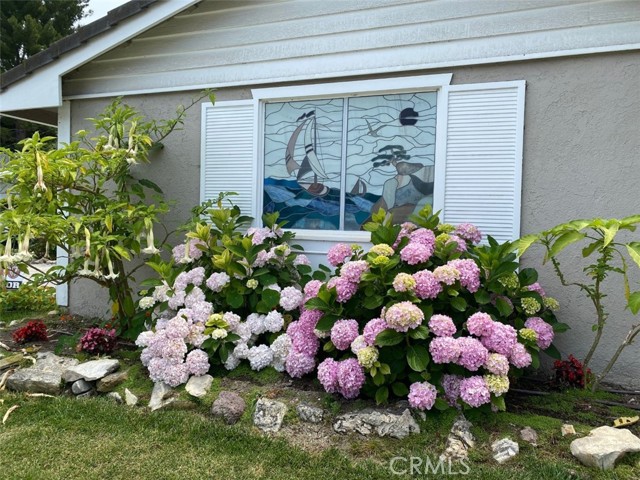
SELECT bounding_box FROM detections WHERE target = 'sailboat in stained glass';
[285,111,330,197]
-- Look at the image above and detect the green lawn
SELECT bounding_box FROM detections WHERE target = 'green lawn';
[1,386,638,480]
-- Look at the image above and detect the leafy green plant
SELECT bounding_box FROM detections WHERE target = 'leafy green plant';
[514,215,640,390]
[0,283,56,313]
[0,93,213,333]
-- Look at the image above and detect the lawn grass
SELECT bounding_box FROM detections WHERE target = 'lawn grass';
[1,386,638,480]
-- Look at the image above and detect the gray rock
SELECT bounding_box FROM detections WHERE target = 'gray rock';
[124,388,138,406]
[570,426,640,470]
[185,374,213,398]
[75,389,96,399]
[106,392,123,403]
[149,382,174,411]
[520,426,538,446]
[333,407,420,439]
[96,370,128,392]
[440,415,475,462]
[71,379,93,395]
[492,438,519,464]
[211,391,246,425]
[296,403,324,424]
[47,310,59,317]
[62,359,119,383]
[6,352,79,394]
[253,398,287,433]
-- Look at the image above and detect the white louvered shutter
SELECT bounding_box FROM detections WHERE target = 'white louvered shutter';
[200,100,256,218]
[438,81,525,243]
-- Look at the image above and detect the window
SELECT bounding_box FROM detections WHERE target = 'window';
[263,92,437,231]
[201,75,525,243]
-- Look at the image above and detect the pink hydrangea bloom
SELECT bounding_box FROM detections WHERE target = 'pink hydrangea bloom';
[285,350,316,378]
[303,280,323,301]
[524,317,554,349]
[247,227,277,245]
[393,222,418,248]
[384,301,424,332]
[298,308,323,330]
[481,322,518,355]
[185,349,210,376]
[442,374,462,406]
[466,312,494,337]
[413,270,443,300]
[287,321,320,357]
[363,318,388,345]
[509,342,532,368]
[429,336,462,364]
[448,259,480,293]
[336,358,366,399]
[484,353,510,376]
[456,337,489,371]
[392,272,416,293]
[526,283,546,297]
[327,243,353,266]
[410,228,436,247]
[400,242,434,265]
[317,358,340,393]
[340,260,369,283]
[327,276,358,303]
[293,254,311,266]
[459,376,491,407]
[205,272,230,293]
[428,314,456,337]
[454,223,482,244]
[447,235,468,252]
[408,381,437,410]
[331,319,360,350]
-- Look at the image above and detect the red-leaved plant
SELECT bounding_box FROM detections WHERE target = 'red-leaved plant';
[12,320,48,344]
[77,327,117,354]
[554,354,592,388]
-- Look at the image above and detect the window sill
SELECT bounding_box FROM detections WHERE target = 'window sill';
[288,229,372,243]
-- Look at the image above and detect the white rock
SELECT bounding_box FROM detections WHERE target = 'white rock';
[185,374,213,398]
[124,388,138,406]
[333,407,420,439]
[253,398,287,433]
[149,382,174,411]
[62,359,120,382]
[520,426,538,446]
[106,392,123,403]
[492,438,519,464]
[561,424,576,436]
[440,415,475,462]
[7,352,79,394]
[570,426,640,470]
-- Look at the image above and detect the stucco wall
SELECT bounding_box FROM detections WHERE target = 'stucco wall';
[68,51,640,386]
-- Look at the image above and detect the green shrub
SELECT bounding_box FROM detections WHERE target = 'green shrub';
[0,283,56,313]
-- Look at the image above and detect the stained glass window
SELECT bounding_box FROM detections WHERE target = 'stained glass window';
[263,91,437,230]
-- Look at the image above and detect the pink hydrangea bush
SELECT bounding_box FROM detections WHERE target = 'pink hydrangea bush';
[136,195,321,386]
[302,206,565,410]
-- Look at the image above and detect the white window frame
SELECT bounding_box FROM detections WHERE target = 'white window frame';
[251,73,453,242]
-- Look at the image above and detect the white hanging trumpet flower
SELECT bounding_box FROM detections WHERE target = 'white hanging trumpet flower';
[179,238,193,264]
[92,252,102,279]
[33,153,47,192]
[141,226,159,255]
[128,121,137,150]
[0,233,14,264]
[78,257,93,276]
[84,228,91,258]
[16,225,32,262]
[104,251,119,280]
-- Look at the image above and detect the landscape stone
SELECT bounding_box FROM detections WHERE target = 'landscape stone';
[561,424,576,436]
[570,426,640,470]
[520,426,538,446]
[440,415,475,462]
[124,388,138,406]
[253,398,287,433]
[296,403,324,424]
[6,352,79,394]
[149,382,174,411]
[96,370,128,392]
[62,359,119,382]
[71,379,93,395]
[75,389,96,399]
[333,407,420,439]
[0,353,24,371]
[106,392,123,403]
[185,374,213,398]
[492,438,519,464]
[211,391,246,425]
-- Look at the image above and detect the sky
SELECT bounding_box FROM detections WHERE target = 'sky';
[80,0,131,25]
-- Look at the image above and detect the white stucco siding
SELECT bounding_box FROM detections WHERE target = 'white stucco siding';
[62,0,640,98]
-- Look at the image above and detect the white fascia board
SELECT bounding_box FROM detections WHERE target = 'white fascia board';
[0,0,199,113]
